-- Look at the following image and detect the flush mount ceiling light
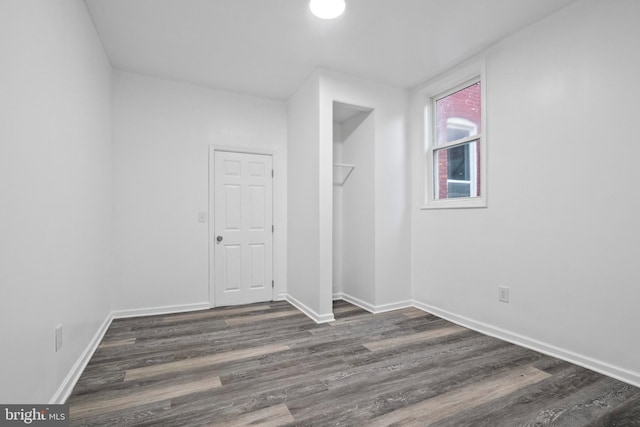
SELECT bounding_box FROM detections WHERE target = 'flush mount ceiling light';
[309,0,345,19]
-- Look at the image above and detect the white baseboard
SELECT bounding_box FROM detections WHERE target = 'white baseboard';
[337,293,375,313]
[55,297,638,406]
[274,293,287,302]
[373,299,414,314]
[111,302,210,319]
[412,300,640,389]
[50,301,210,404]
[285,294,334,324]
[50,313,114,404]
[337,293,413,314]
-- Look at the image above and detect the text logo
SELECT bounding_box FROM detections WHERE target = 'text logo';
[1,405,68,426]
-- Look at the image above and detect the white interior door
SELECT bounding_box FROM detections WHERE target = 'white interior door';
[213,151,273,306]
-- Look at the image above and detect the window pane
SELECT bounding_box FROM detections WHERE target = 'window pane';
[435,82,481,146]
[435,140,480,199]
[448,182,471,198]
[447,144,469,181]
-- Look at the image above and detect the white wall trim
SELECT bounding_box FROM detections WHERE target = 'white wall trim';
[54,294,418,405]
[50,301,212,404]
[418,58,488,210]
[286,294,334,324]
[412,300,640,389]
[52,297,640,405]
[112,302,210,319]
[337,293,374,312]
[275,293,287,302]
[372,299,414,314]
[337,293,412,314]
[50,313,114,404]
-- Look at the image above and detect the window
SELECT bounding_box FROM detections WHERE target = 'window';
[421,62,486,209]
[434,82,481,200]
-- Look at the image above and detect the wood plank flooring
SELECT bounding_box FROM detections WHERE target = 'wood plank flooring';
[68,301,640,426]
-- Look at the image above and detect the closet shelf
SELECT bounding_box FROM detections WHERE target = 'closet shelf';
[333,163,355,185]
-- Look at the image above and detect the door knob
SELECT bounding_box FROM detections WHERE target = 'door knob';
[216,235,223,242]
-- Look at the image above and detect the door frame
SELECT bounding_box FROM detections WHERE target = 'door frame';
[208,145,277,308]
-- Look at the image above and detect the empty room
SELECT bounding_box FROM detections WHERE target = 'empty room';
[1,0,639,425]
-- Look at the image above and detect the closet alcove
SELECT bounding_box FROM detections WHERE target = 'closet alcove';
[332,101,375,305]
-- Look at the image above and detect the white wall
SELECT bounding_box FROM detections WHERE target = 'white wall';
[320,72,412,311]
[332,126,344,296]
[113,71,287,311]
[287,74,327,319]
[411,0,640,385]
[7,0,636,405]
[0,0,113,403]
[338,112,375,304]
[289,71,410,319]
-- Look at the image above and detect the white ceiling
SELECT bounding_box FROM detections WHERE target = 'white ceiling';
[85,0,578,100]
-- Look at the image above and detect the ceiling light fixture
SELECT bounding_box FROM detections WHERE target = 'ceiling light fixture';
[309,0,345,20]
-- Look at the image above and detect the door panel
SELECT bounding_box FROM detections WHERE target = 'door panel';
[249,185,265,229]
[214,151,273,306]
[223,244,242,291]
[224,185,242,230]
[249,243,265,289]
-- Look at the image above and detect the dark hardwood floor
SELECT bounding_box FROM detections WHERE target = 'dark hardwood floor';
[68,300,640,426]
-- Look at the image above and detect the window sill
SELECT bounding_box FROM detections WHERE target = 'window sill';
[421,197,487,210]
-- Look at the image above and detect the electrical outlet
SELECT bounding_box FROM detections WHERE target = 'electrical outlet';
[55,324,63,352]
[498,286,509,303]
[198,212,207,223]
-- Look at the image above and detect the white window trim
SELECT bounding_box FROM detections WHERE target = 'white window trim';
[419,59,487,209]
